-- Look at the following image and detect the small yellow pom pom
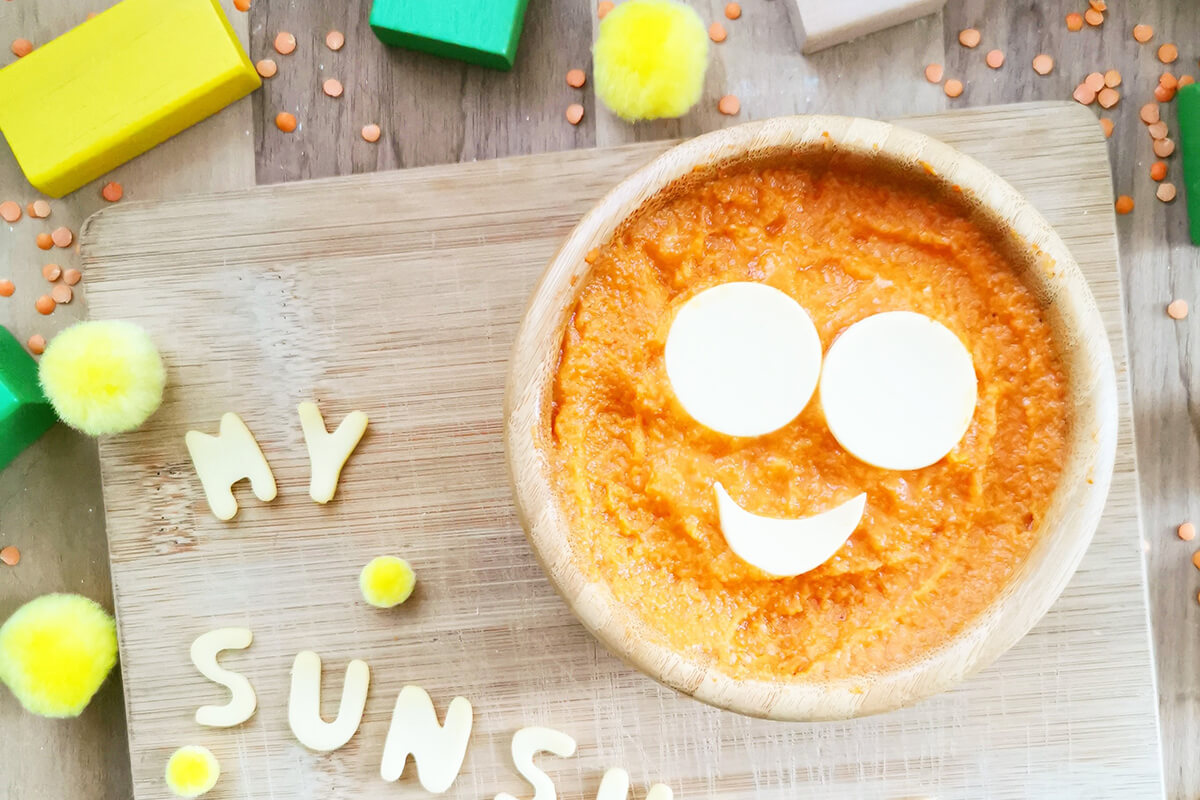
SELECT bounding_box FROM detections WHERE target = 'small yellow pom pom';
[165,745,220,798]
[360,556,416,609]
[593,0,710,121]
[38,320,165,436]
[0,593,117,717]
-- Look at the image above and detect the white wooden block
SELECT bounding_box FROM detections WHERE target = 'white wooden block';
[787,0,947,54]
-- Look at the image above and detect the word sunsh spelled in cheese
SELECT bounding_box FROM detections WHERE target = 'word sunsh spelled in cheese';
[188,630,672,798]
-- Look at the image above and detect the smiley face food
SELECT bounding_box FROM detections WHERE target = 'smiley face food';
[546,153,1070,681]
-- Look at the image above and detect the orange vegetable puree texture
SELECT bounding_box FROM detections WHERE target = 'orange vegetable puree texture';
[548,157,1069,681]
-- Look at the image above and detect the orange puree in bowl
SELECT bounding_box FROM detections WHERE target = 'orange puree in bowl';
[547,157,1069,681]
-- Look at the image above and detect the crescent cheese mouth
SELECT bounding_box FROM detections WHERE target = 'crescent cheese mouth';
[714,484,867,578]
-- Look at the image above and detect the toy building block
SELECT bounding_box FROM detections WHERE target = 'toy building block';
[1179,83,1200,245]
[369,0,530,71]
[787,0,947,54]
[0,327,56,471]
[0,0,260,198]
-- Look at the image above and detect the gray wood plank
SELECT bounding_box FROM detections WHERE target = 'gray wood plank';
[0,2,257,799]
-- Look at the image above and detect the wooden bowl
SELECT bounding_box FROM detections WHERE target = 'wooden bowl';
[504,116,1118,721]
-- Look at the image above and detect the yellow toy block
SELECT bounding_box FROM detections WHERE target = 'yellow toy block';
[0,0,260,198]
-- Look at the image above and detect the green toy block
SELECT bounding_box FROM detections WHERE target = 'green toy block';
[369,0,530,71]
[0,327,57,470]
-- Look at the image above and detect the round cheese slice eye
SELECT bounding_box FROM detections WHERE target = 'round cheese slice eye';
[819,311,977,471]
[664,282,822,438]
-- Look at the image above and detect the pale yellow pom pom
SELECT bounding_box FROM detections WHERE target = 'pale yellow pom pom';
[165,745,220,798]
[593,0,709,121]
[360,556,416,608]
[38,320,165,436]
[0,593,118,717]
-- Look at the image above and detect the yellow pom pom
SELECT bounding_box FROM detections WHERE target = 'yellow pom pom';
[593,0,709,121]
[0,593,117,717]
[165,745,220,798]
[38,320,165,436]
[360,556,416,609]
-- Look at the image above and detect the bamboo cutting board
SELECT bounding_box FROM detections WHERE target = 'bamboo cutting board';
[82,102,1163,799]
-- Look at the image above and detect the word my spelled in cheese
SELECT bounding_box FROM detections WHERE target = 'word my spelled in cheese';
[185,402,367,520]
[191,629,673,799]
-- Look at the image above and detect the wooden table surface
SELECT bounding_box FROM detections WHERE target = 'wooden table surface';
[1,0,1196,797]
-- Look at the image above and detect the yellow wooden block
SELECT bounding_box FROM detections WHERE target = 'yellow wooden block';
[0,0,260,197]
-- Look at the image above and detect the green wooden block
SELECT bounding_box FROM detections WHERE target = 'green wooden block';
[0,327,57,470]
[369,0,530,71]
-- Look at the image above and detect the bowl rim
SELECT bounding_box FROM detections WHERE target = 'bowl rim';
[503,114,1119,721]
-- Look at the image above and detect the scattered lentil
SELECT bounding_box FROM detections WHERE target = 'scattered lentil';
[924,63,944,83]
[1104,69,1122,88]
[0,546,19,566]
[255,59,277,78]
[51,284,72,304]
[597,1,614,18]
[1089,0,1106,10]
[943,79,963,98]
[1154,137,1176,158]
[326,30,345,51]
[1132,24,1154,43]
[101,182,123,202]
[1148,121,1168,140]
[1066,13,1083,32]
[0,201,21,223]
[361,124,381,143]
[566,68,586,88]
[718,94,741,114]
[275,112,297,133]
[566,103,585,124]
[50,226,72,248]
[1115,195,1134,214]
[1168,299,1189,320]
[1084,72,1105,93]
[957,28,981,48]
[1084,8,1103,26]
[1097,87,1119,108]
[1160,73,1178,91]
[1073,83,1097,105]
[1150,161,1168,181]
[26,335,44,355]
[1154,84,1176,103]
[34,295,54,314]
[41,264,60,282]
[10,38,32,57]
[985,49,1004,69]
[323,78,343,98]
[724,3,741,20]
[35,233,53,250]
[0,280,13,297]
[1157,182,1177,203]
[709,22,727,43]
[31,199,50,218]
[1140,103,1161,124]
[1100,118,1114,138]
[1181,522,1198,541]
[233,0,250,10]
[1180,75,1197,88]
[274,31,296,55]
[1158,43,1179,64]
[1032,54,1054,75]
[63,268,81,286]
